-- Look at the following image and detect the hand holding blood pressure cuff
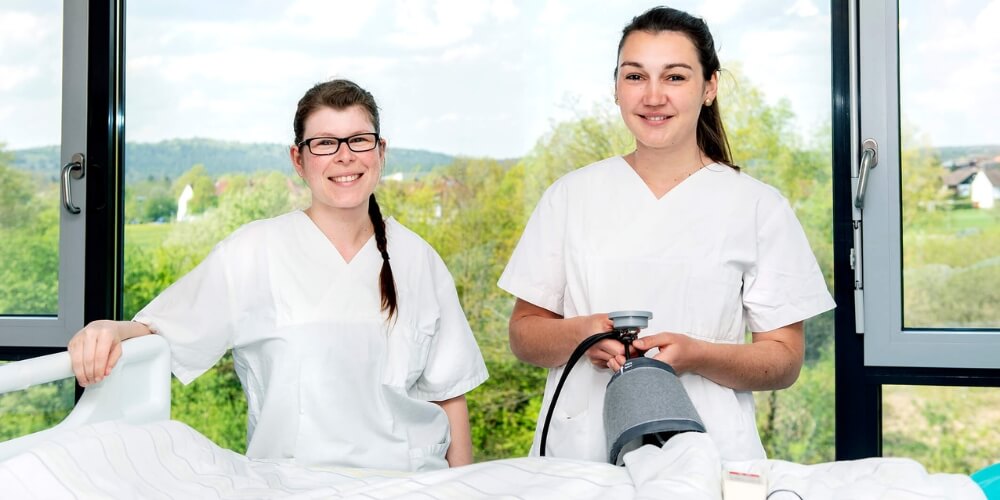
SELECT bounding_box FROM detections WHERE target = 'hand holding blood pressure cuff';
[540,311,706,466]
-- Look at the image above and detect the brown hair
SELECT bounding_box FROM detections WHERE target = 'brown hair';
[616,7,736,169]
[294,79,397,320]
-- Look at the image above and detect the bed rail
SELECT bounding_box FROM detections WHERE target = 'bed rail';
[0,334,171,461]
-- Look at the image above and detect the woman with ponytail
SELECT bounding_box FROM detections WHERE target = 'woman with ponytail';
[500,6,833,463]
[68,79,488,472]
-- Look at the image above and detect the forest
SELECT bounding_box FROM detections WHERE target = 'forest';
[1,71,998,473]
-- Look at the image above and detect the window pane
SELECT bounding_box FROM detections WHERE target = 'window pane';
[899,1,1000,329]
[0,364,74,442]
[123,1,833,462]
[883,385,1000,474]
[0,1,62,316]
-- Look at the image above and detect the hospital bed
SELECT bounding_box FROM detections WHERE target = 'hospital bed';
[0,335,988,499]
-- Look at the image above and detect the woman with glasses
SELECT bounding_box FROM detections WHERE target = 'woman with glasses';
[499,7,835,463]
[67,79,488,471]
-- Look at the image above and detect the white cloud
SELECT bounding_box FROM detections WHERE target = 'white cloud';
[127,54,164,72]
[387,0,491,49]
[536,0,568,32]
[698,0,750,25]
[734,26,830,120]
[131,47,396,86]
[0,11,49,50]
[897,1,1000,147]
[0,65,38,91]
[23,0,996,155]
[786,0,819,18]
[281,0,376,39]
[436,44,487,63]
[491,0,519,22]
[414,112,460,130]
[974,0,1000,46]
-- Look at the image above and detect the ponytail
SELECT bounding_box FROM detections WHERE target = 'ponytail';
[368,194,397,321]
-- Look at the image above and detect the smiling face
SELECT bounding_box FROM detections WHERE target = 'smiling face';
[615,30,717,156]
[290,105,385,215]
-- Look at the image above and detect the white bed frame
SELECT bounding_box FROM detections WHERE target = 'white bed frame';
[0,335,986,499]
[0,335,171,461]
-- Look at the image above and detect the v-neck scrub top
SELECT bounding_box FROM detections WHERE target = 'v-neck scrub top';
[498,157,835,462]
[134,211,488,471]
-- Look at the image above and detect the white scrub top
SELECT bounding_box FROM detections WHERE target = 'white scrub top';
[498,157,835,462]
[134,211,488,471]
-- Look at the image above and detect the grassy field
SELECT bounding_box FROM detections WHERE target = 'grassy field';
[883,385,1000,474]
[887,206,1000,473]
[125,222,174,248]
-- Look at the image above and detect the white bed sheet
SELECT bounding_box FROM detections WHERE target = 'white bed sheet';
[0,420,984,500]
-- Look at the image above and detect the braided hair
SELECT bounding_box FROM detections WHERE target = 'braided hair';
[367,193,397,320]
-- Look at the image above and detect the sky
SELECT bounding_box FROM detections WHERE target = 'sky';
[0,0,997,158]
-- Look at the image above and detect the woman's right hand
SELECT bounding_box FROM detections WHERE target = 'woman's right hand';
[580,313,629,370]
[67,319,126,387]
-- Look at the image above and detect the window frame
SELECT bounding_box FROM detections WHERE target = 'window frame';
[0,0,123,356]
[4,0,999,462]
[857,0,1000,369]
[833,0,1000,460]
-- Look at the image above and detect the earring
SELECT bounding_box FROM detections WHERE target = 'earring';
[614,96,619,104]
[705,98,713,106]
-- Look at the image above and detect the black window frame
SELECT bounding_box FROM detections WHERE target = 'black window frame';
[0,0,123,363]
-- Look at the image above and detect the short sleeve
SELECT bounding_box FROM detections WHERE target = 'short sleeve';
[133,243,236,385]
[497,183,568,315]
[410,252,489,401]
[742,196,836,332]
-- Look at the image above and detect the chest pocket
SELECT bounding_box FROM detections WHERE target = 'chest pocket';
[684,263,744,342]
[382,317,437,390]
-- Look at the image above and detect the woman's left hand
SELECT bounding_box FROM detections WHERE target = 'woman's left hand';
[607,332,706,374]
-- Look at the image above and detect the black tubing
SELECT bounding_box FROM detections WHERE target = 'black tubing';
[539,330,619,457]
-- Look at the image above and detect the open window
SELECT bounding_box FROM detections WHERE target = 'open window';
[834,0,1000,461]
[855,0,1000,368]
[0,1,89,352]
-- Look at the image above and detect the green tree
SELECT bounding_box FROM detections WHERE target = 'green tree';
[143,193,178,222]
[0,146,59,315]
[721,65,798,182]
[517,106,633,208]
[0,211,59,314]
[0,149,39,229]
[900,122,947,229]
[173,164,218,216]
[125,177,175,223]
[756,347,835,464]
[0,378,75,441]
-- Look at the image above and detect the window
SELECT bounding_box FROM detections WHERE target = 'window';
[0,0,87,349]
[116,0,836,461]
[858,0,1000,368]
[5,1,839,464]
[0,0,92,443]
[836,0,1000,469]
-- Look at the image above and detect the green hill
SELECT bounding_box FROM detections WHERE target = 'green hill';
[10,138,454,183]
[936,144,1000,165]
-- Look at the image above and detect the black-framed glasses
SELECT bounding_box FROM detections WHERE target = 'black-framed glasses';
[297,133,380,156]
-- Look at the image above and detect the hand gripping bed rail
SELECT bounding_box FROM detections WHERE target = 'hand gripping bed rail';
[0,334,171,461]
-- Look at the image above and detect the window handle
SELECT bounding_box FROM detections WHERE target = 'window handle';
[61,153,86,214]
[854,139,878,209]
